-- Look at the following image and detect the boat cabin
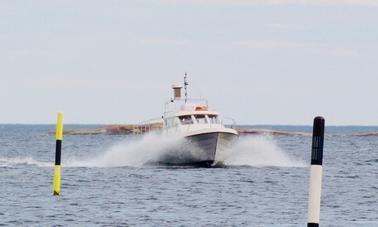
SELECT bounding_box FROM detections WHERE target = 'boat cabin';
[164,110,221,129]
[178,114,220,125]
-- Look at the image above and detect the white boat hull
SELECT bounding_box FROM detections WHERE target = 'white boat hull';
[157,130,238,166]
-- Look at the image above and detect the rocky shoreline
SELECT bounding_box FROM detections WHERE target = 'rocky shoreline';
[351,132,378,137]
[51,124,378,137]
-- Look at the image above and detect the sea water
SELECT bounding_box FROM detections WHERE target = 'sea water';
[0,125,377,226]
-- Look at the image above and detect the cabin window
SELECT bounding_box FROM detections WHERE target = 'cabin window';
[208,115,220,124]
[179,115,193,125]
[194,115,208,124]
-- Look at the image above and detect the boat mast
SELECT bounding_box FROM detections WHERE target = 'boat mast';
[184,72,188,103]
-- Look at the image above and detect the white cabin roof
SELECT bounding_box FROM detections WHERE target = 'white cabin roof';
[166,110,219,118]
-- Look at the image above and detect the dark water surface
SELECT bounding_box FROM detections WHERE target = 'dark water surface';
[0,125,377,226]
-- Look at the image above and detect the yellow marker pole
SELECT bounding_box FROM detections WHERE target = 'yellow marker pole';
[53,112,63,196]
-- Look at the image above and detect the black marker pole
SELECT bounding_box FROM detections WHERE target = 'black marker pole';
[307,116,325,227]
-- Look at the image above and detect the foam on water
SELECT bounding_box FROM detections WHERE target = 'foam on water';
[0,157,52,167]
[223,136,306,167]
[67,133,185,167]
[0,134,305,168]
[67,134,306,168]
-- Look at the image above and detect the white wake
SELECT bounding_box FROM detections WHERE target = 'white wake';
[0,134,306,168]
[223,136,306,167]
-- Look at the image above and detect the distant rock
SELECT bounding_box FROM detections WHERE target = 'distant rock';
[63,128,107,135]
[56,123,163,135]
[235,128,311,137]
[352,132,378,137]
[105,123,162,135]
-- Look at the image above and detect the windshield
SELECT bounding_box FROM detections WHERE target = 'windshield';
[208,115,220,124]
[179,115,193,125]
[194,115,208,124]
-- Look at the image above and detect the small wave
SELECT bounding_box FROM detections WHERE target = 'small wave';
[0,157,52,167]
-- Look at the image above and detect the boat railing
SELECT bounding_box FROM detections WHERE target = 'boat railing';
[133,117,164,134]
[222,117,237,129]
[138,117,163,125]
[164,98,209,115]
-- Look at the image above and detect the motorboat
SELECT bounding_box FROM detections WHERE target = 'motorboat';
[160,74,238,166]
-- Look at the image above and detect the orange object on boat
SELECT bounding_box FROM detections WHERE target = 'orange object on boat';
[195,106,208,111]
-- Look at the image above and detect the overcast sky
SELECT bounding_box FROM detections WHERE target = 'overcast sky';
[1,0,377,125]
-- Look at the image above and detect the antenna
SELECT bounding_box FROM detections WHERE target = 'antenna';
[184,72,189,103]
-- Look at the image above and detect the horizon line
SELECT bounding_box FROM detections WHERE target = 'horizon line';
[1,123,378,127]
